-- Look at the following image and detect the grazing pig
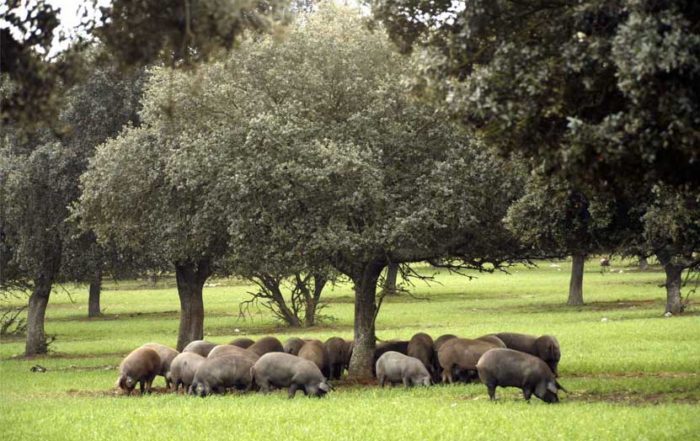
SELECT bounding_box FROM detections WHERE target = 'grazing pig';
[372,340,409,375]
[437,338,503,384]
[116,347,161,395]
[190,354,256,397]
[324,337,353,380]
[207,345,259,363]
[298,340,329,377]
[433,334,458,382]
[141,343,179,388]
[169,352,206,392]
[492,333,561,376]
[283,337,307,356]
[229,337,255,349]
[376,351,431,388]
[251,352,331,398]
[248,336,284,357]
[182,340,218,357]
[407,333,435,379]
[477,348,567,403]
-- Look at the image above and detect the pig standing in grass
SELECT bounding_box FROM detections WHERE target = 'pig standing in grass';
[491,333,561,376]
[141,343,178,388]
[116,347,161,395]
[407,333,435,379]
[375,351,431,388]
[169,352,206,393]
[190,354,256,397]
[324,337,353,380]
[298,339,329,377]
[182,340,218,357]
[251,352,331,398]
[437,338,503,384]
[476,348,567,403]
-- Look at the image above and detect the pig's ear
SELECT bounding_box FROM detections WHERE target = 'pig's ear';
[546,381,558,394]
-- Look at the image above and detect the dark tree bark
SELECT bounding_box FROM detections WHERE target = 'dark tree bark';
[175,259,212,351]
[347,260,385,380]
[567,254,585,306]
[383,262,399,295]
[87,269,102,318]
[303,274,326,327]
[25,276,52,356]
[657,250,684,315]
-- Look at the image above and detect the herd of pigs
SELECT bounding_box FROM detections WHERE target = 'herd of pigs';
[117,332,567,402]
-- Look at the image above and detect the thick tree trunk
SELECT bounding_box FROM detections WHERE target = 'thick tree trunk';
[25,278,52,356]
[348,261,384,380]
[567,254,585,306]
[175,260,212,351]
[88,269,102,318]
[383,262,399,295]
[657,250,684,315]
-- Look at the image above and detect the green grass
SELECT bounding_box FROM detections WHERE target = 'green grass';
[2,259,699,440]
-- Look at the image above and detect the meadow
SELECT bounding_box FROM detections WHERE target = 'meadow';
[1,259,699,440]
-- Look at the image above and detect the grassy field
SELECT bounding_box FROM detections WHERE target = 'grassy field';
[1,259,699,440]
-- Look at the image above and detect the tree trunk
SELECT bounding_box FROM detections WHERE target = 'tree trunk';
[348,261,384,380]
[25,278,52,356]
[656,250,684,315]
[303,274,326,327]
[567,254,585,306]
[639,257,649,271]
[175,260,212,351]
[88,269,102,318]
[383,262,399,295]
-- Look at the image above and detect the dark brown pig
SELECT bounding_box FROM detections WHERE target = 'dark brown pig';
[324,337,353,380]
[182,340,218,357]
[376,351,431,388]
[407,333,435,379]
[437,338,502,384]
[248,336,284,357]
[433,334,458,382]
[298,340,329,377]
[283,337,307,355]
[116,347,161,395]
[141,343,179,388]
[190,354,256,397]
[228,337,255,349]
[169,352,206,392]
[492,332,561,376]
[251,352,331,398]
[477,348,567,403]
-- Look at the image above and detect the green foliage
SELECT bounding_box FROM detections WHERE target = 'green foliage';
[373,0,700,191]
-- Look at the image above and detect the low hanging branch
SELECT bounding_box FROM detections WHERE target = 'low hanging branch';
[238,271,329,327]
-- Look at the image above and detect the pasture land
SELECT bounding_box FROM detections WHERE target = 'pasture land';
[1,259,699,440]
